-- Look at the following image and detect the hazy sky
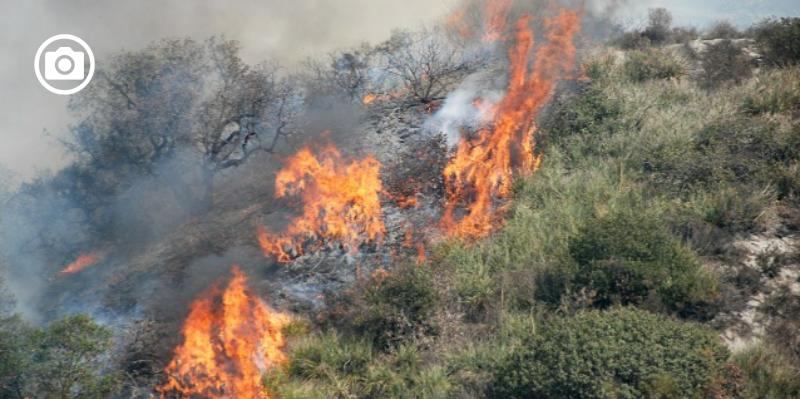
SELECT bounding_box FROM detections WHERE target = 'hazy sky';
[0,0,797,181]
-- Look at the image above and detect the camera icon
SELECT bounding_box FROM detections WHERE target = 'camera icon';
[44,47,85,81]
[34,34,95,95]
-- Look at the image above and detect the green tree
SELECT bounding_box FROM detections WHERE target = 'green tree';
[0,315,32,398]
[26,315,119,399]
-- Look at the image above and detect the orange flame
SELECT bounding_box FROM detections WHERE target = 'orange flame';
[362,93,377,105]
[58,252,103,276]
[416,242,427,265]
[158,266,290,399]
[258,143,385,262]
[442,9,581,238]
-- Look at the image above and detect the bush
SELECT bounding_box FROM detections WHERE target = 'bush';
[670,26,700,44]
[324,264,439,350]
[490,307,731,399]
[706,21,742,39]
[544,210,718,316]
[543,85,623,145]
[699,39,753,90]
[0,315,33,397]
[613,31,651,50]
[622,49,686,82]
[646,116,799,194]
[753,17,800,66]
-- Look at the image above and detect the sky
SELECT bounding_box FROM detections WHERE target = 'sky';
[0,0,797,182]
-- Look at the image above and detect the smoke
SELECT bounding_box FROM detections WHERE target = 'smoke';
[0,0,458,180]
[425,71,505,146]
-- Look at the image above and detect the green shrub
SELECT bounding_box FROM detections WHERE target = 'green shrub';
[734,344,800,398]
[545,210,718,316]
[0,315,33,397]
[544,85,624,146]
[753,17,800,66]
[490,307,731,399]
[645,116,799,194]
[26,314,120,399]
[623,49,686,82]
[699,39,753,90]
[324,264,439,350]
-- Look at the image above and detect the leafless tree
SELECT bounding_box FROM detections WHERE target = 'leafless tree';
[377,29,472,105]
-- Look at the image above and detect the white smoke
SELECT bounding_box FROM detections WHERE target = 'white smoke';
[425,71,504,147]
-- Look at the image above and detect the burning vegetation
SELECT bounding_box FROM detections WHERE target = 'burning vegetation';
[158,266,290,399]
[57,251,104,276]
[257,142,385,263]
[442,10,581,238]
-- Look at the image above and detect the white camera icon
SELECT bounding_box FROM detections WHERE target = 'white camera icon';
[44,46,85,81]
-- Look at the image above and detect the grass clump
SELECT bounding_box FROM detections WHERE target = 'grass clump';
[267,333,453,399]
[323,263,439,350]
[734,344,800,399]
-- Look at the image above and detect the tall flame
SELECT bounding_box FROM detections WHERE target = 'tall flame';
[58,252,103,276]
[258,143,385,262]
[442,9,581,238]
[158,266,290,399]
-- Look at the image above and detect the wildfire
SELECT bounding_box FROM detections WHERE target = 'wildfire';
[362,93,377,105]
[58,252,103,276]
[442,9,581,238]
[258,143,385,262]
[158,266,290,399]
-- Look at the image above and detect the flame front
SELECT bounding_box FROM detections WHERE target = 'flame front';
[442,8,581,238]
[58,252,103,276]
[258,143,385,262]
[158,266,290,399]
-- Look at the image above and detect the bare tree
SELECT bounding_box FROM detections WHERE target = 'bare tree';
[377,29,472,105]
